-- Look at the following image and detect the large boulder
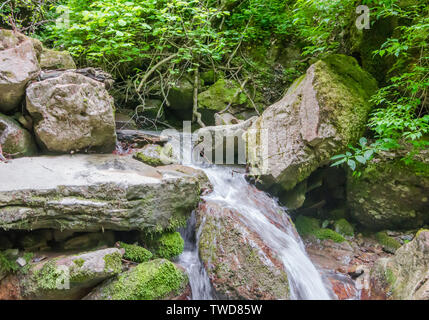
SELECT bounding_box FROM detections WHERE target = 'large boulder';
[39,48,76,70]
[347,153,429,230]
[196,200,290,299]
[84,259,189,300]
[0,248,123,300]
[369,230,429,300]
[0,154,205,232]
[26,71,116,153]
[0,113,37,157]
[246,54,377,190]
[0,29,40,113]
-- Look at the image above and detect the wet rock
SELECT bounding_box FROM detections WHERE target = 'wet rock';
[0,113,37,158]
[39,48,76,70]
[0,29,40,113]
[0,154,204,232]
[369,230,429,300]
[246,54,377,190]
[347,152,429,230]
[196,200,290,300]
[115,111,137,130]
[84,259,188,300]
[214,112,241,126]
[116,129,167,148]
[26,71,116,153]
[0,248,123,300]
[133,143,173,167]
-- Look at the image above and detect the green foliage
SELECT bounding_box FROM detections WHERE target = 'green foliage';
[119,242,153,263]
[0,0,57,35]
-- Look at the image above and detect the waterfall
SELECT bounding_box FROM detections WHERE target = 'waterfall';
[167,131,332,300]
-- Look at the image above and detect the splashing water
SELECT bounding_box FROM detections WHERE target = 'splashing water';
[168,132,332,300]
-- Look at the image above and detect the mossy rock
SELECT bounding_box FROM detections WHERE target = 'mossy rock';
[39,48,76,70]
[375,232,402,254]
[119,242,153,263]
[133,144,173,167]
[314,228,346,243]
[295,215,346,242]
[143,232,184,260]
[198,78,247,112]
[84,259,188,300]
[334,219,354,237]
[295,216,320,237]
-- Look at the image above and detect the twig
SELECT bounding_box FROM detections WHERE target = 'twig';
[137,53,179,92]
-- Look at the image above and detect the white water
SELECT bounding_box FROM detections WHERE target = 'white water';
[169,132,331,300]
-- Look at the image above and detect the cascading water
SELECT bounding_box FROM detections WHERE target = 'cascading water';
[167,131,332,300]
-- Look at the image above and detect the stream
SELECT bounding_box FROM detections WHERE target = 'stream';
[167,131,332,300]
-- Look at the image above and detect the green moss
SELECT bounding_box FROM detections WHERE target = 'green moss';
[334,219,354,237]
[105,259,187,300]
[119,242,153,263]
[73,258,85,268]
[295,216,320,237]
[314,228,346,243]
[144,232,184,260]
[385,268,397,287]
[375,232,402,253]
[103,252,123,274]
[198,78,247,111]
[416,228,429,238]
[133,151,164,166]
[33,261,67,290]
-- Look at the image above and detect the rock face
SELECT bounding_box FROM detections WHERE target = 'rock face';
[0,154,204,232]
[246,54,377,190]
[26,71,116,153]
[84,259,189,300]
[369,230,429,300]
[0,29,40,113]
[196,200,290,300]
[0,248,123,300]
[0,113,37,157]
[39,48,76,70]
[347,155,429,230]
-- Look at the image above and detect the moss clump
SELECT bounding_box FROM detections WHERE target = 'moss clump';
[295,216,320,237]
[334,219,354,237]
[33,261,67,290]
[103,252,123,274]
[314,228,346,243]
[144,232,185,260]
[375,232,402,253]
[0,251,19,274]
[198,78,247,111]
[104,259,187,300]
[133,151,163,166]
[73,258,85,268]
[119,242,153,263]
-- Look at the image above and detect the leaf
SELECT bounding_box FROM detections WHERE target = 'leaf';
[364,149,374,160]
[322,220,329,228]
[359,137,367,147]
[347,159,356,171]
[330,158,346,167]
[330,154,345,160]
[355,155,366,164]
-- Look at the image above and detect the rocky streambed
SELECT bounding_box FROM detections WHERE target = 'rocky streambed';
[0,28,428,300]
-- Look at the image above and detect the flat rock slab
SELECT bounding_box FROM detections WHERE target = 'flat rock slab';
[0,154,204,232]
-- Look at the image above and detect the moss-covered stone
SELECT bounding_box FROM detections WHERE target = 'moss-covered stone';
[119,242,153,263]
[375,232,402,254]
[295,216,320,237]
[198,78,247,112]
[143,232,184,260]
[347,152,429,231]
[334,219,354,237]
[85,259,188,300]
[314,228,346,243]
[39,48,76,70]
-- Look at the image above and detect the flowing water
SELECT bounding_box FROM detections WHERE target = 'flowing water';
[167,132,332,300]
